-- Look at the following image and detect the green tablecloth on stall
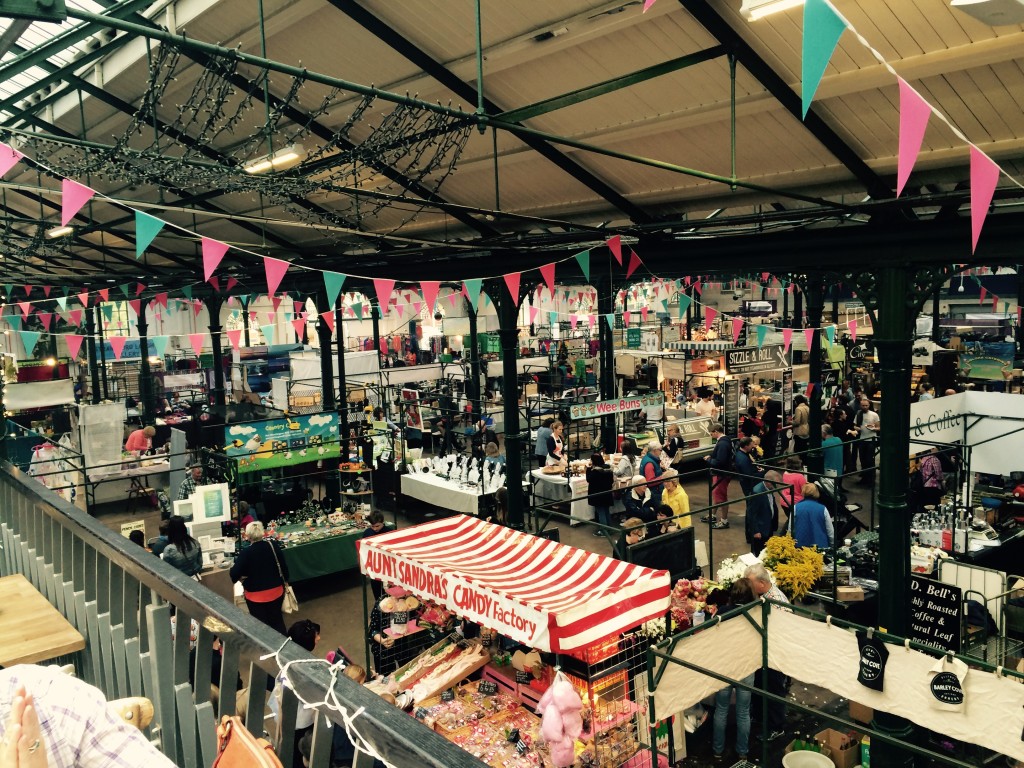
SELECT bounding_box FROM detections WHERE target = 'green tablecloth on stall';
[278,525,361,582]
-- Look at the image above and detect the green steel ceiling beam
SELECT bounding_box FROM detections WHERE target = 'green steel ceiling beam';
[498,44,727,124]
[0,0,152,86]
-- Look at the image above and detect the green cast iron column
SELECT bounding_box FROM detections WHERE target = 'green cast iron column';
[496,282,525,529]
[467,305,481,422]
[85,309,100,404]
[804,277,825,476]
[372,303,383,368]
[208,294,226,408]
[316,296,339,507]
[137,304,154,425]
[597,276,616,452]
[871,263,915,766]
[95,306,109,400]
[335,295,349,461]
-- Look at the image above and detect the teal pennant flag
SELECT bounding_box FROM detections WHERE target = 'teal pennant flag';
[260,324,275,345]
[574,250,591,282]
[756,325,769,347]
[323,271,346,308]
[677,295,692,318]
[802,0,847,118]
[605,313,615,331]
[19,330,41,356]
[149,335,169,358]
[135,211,165,259]
[464,279,482,313]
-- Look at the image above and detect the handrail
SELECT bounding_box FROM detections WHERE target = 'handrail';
[0,459,483,768]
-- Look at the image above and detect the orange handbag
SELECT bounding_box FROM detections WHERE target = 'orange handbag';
[212,715,283,767]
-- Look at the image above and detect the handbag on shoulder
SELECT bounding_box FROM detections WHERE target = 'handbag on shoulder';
[212,715,282,767]
[266,540,300,614]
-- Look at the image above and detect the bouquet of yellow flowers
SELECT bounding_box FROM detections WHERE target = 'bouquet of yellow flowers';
[761,534,824,601]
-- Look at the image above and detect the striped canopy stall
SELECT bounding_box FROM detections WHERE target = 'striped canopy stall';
[357,516,670,656]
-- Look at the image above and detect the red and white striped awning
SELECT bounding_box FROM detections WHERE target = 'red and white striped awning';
[357,516,670,655]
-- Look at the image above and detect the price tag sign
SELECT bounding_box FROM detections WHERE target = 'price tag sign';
[478,680,498,696]
[515,670,531,685]
[414,707,430,721]
[440,689,455,702]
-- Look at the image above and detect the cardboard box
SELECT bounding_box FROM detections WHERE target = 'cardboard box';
[816,728,862,768]
[849,700,873,724]
[836,586,865,602]
[783,740,832,762]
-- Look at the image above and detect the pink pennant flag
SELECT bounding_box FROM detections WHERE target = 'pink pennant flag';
[98,288,109,302]
[503,272,522,306]
[68,309,82,327]
[979,286,987,304]
[643,0,658,10]
[188,333,205,357]
[732,316,743,344]
[625,249,642,279]
[782,327,793,352]
[23,285,32,297]
[320,311,335,333]
[154,292,168,309]
[412,301,422,316]
[43,286,52,298]
[77,291,89,307]
[607,235,623,265]
[0,143,23,176]
[640,306,649,323]
[373,278,396,313]
[804,328,816,350]
[267,296,281,314]
[420,281,440,312]
[38,312,52,330]
[693,282,703,296]
[704,306,717,327]
[849,318,858,342]
[264,257,291,296]
[61,179,95,226]
[970,146,1001,254]
[539,263,556,294]
[528,305,540,324]
[623,311,631,327]
[128,299,141,316]
[291,317,306,338]
[136,282,146,296]
[447,293,458,310]
[787,284,795,294]
[395,303,405,319]
[897,78,932,197]
[993,295,999,312]
[193,300,204,317]
[293,300,304,315]
[570,315,579,331]
[226,277,238,292]
[109,336,128,360]
[587,314,596,329]
[65,334,84,359]
[208,276,220,292]
[202,237,229,281]
[226,329,243,351]
[17,302,31,317]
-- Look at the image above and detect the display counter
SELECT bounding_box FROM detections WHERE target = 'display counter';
[401,472,494,516]
[84,460,170,510]
[530,469,592,524]
[271,522,362,582]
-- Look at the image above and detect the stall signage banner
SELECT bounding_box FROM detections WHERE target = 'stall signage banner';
[569,392,664,421]
[626,328,642,349]
[908,395,965,453]
[958,341,1014,381]
[100,338,142,360]
[678,417,713,441]
[223,412,340,473]
[820,368,840,387]
[909,575,961,653]
[725,344,790,374]
[360,547,549,649]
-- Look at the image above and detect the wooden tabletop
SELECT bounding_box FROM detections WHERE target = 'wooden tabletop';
[0,574,85,666]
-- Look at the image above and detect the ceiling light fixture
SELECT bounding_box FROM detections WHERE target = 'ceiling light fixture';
[46,226,73,238]
[242,144,306,175]
[740,0,805,20]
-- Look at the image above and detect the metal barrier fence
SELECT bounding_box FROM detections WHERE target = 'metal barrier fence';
[0,460,482,768]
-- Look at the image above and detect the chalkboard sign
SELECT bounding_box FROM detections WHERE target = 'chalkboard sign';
[478,680,498,696]
[515,670,531,684]
[723,379,740,439]
[440,689,455,702]
[414,707,430,721]
[909,575,962,653]
[626,328,642,349]
[782,368,794,426]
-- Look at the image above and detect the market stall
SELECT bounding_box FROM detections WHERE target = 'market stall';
[358,516,671,768]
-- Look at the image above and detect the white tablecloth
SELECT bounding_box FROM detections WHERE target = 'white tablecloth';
[401,473,491,515]
[530,470,593,524]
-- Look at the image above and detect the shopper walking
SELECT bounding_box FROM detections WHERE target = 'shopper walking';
[746,470,781,557]
[791,395,810,455]
[790,483,834,549]
[703,423,733,528]
[586,453,615,537]
[850,398,880,485]
[639,440,665,504]
[230,521,289,635]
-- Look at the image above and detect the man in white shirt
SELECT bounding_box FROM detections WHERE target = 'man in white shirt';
[694,392,718,419]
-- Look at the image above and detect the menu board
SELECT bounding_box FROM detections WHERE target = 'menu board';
[909,575,962,653]
[723,379,740,438]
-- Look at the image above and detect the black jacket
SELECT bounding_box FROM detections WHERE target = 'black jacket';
[230,538,289,591]
[707,435,733,471]
[586,466,614,507]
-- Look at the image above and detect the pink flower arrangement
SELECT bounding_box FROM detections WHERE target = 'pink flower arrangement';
[669,577,719,631]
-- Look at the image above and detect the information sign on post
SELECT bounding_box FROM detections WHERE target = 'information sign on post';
[626,328,642,349]
[723,379,740,438]
[909,574,962,653]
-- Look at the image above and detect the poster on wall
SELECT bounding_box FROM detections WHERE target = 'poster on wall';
[958,341,1014,381]
[401,388,424,431]
[223,413,339,473]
